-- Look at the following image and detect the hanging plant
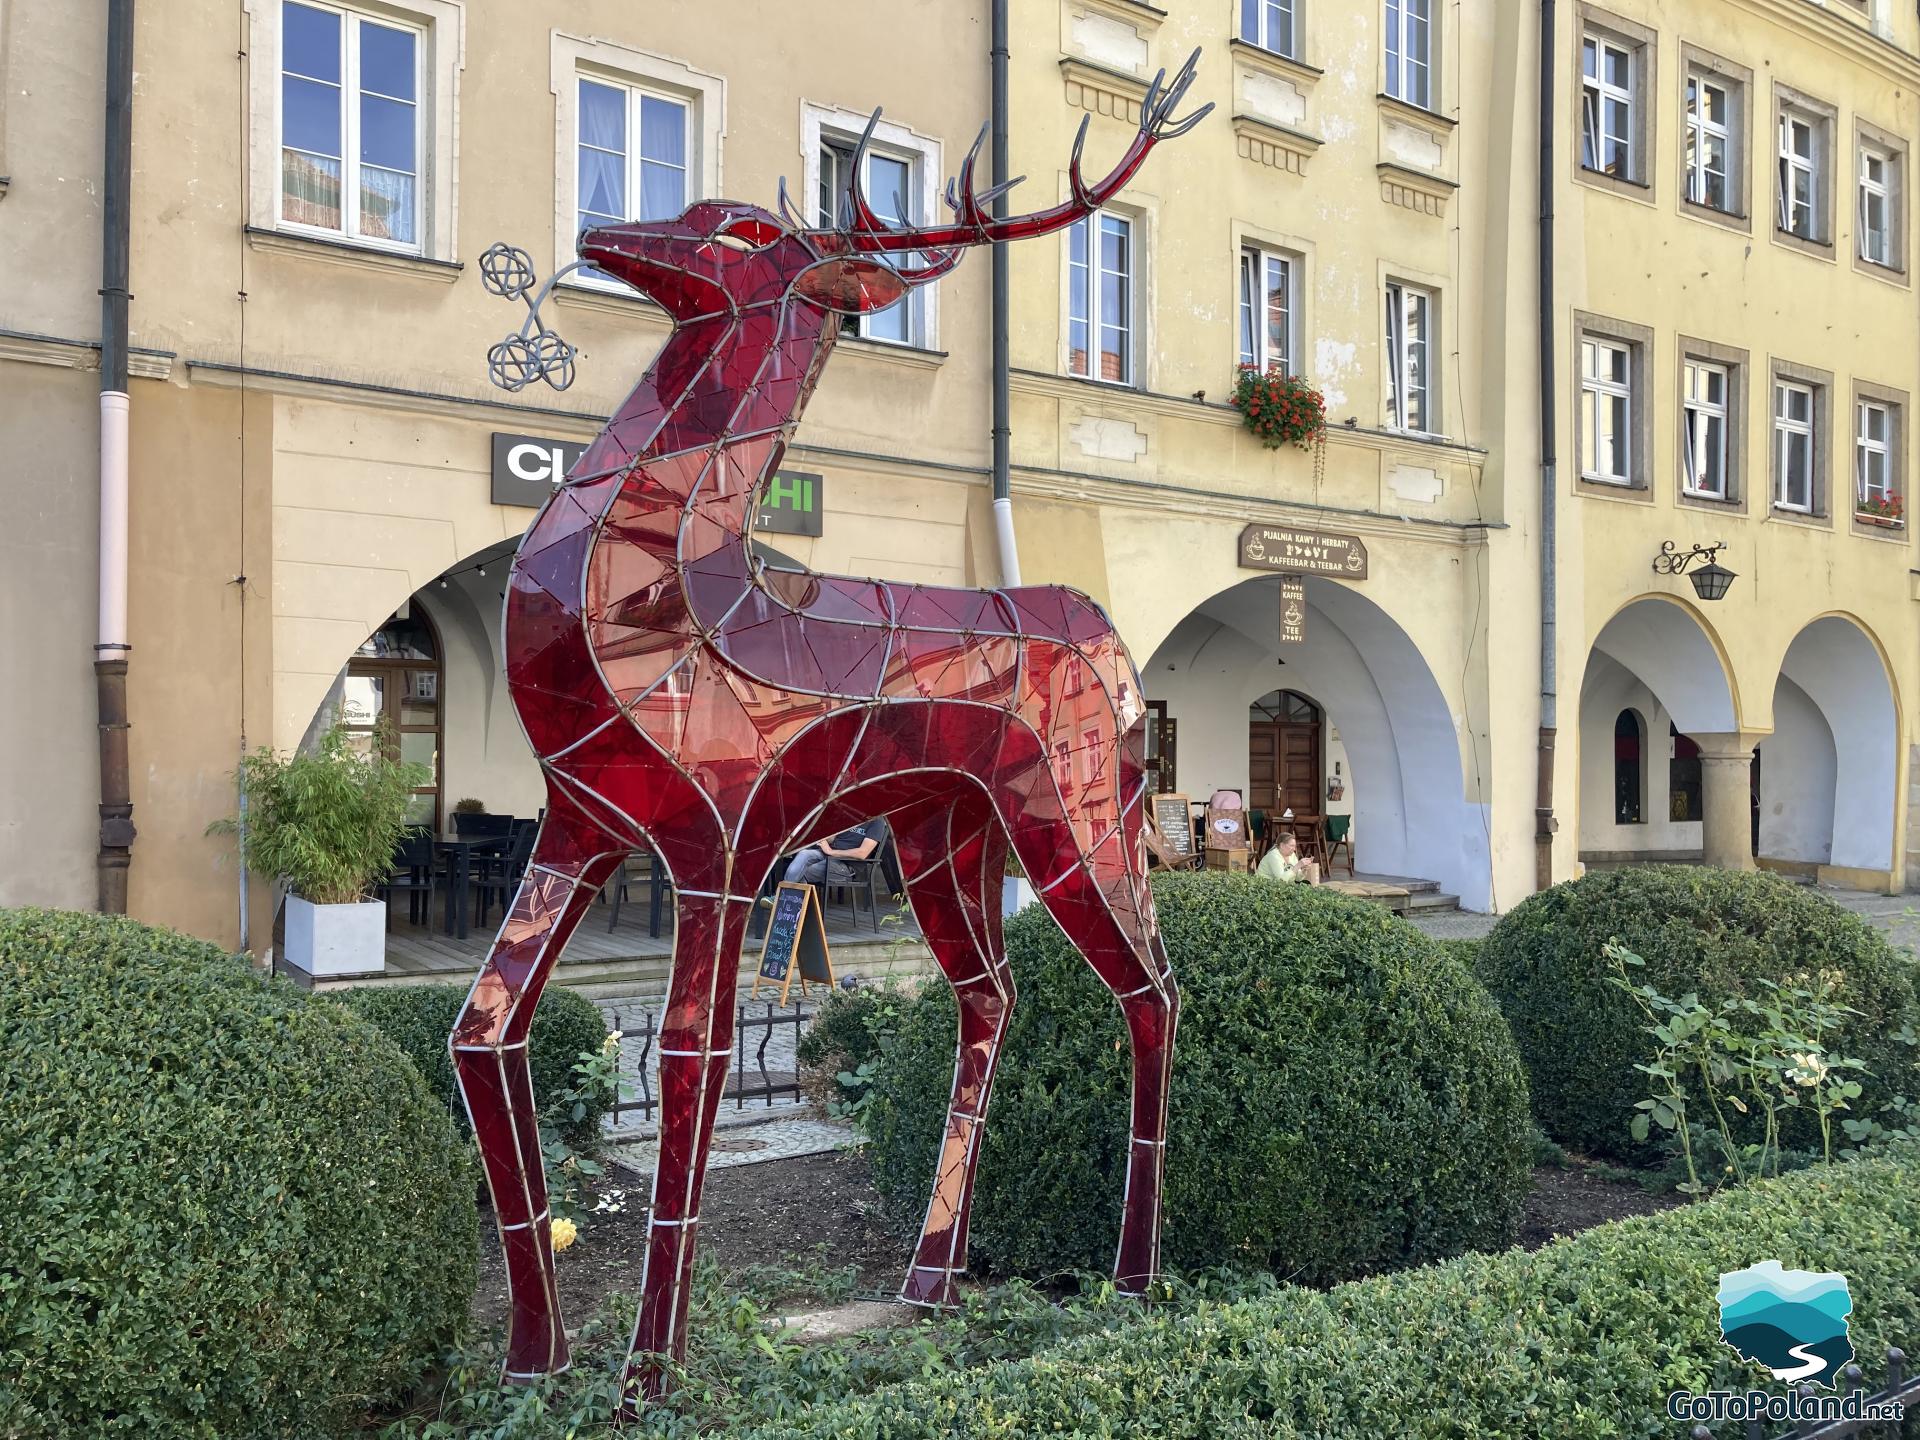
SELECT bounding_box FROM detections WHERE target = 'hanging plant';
[1231,364,1328,452]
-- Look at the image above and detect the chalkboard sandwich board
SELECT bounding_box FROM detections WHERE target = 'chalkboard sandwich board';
[753,881,836,1004]
[1149,793,1196,868]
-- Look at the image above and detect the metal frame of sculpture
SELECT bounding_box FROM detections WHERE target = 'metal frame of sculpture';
[453,52,1211,1408]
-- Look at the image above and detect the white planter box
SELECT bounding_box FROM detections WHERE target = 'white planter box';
[284,895,386,978]
[1002,876,1036,918]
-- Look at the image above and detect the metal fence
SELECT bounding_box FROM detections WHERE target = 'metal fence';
[1687,1349,1915,1439]
[604,1000,815,1127]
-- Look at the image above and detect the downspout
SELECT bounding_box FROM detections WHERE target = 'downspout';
[989,0,1021,585]
[1534,0,1558,893]
[96,0,137,913]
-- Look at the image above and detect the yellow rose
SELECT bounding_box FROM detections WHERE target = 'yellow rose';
[550,1216,578,1253]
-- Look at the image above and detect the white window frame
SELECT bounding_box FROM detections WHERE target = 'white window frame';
[1856,399,1893,507]
[1859,144,1894,267]
[1580,33,1635,180]
[1778,109,1820,240]
[1684,70,1732,211]
[1238,246,1296,375]
[1580,336,1634,484]
[1067,209,1138,386]
[1774,379,1817,512]
[1384,280,1433,433]
[1241,0,1297,59]
[1384,0,1432,110]
[248,0,461,259]
[574,75,691,244]
[815,135,926,346]
[800,103,943,350]
[1682,358,1730,498]
[550,36,725,295]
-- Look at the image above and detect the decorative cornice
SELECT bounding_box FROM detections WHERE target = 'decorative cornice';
[1375,92,1458,136]
[1228,38,1324,88]
[0,327,174,380]
[1744,0,1920,86]
[1060,56,1149,124]
[1378,162,1457,216]
[835,336,950,371]
[552,280,671,323]
[243,226,464,283]
[1234,114,1322,175]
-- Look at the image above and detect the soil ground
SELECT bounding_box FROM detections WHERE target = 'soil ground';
[473,1150,1676,1335]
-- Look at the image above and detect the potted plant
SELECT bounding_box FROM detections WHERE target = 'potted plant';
[1856,492,1904,528]
[211,723,430,977]
[1230,364,1328,452]
[1002,853,1035,919]
[452,796,486,815]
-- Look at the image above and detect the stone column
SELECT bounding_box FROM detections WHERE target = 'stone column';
[1690,731,1765,872]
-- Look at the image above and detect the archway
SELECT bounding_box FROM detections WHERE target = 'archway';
[1578,596,1744,868]
[1758,616,1897,877]
[1144,574,1489,910]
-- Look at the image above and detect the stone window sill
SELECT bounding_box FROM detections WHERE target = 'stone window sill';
[243,226,461,282]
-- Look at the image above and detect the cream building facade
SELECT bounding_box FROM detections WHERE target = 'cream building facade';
[1,0,1916,951]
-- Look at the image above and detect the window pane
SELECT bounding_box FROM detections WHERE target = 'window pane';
[579,149,624,224]
[283,74,341,158]
[400,670,439,724]
[868,154,911,225]
[639,95,687,168]
[358,20,415,101]
[1605,45,1629,89]
[1242,0,1259,42]
[1238,251,1256,365]
[1265,255,1288,371]
[1068,219,1089,376]
[360,92,415,172]
[359,167,414,242]
[283,2,341,84]
[579,79,627,154]
[640,161,684,221]
[341,673,383,725]
[1268,0,1292,53]
[282,148,342,229]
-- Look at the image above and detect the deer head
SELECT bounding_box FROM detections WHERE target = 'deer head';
[577,48,1212,320]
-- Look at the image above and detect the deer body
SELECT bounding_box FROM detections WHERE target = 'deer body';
[453,59,1210,1409]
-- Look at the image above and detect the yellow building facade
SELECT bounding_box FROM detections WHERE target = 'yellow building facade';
[1,0,1915,950]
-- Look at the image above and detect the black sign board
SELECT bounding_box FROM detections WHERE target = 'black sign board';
[1238,523,1369,579]
[753,882,835,1003]
[1279,574,1307,644]
[755,470,825,537]
[491,432,589,508]
[1150,793,1195,858]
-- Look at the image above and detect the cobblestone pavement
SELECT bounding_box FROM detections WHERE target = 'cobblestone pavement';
[597,994,813,1140]
[610,1114,862,1174]
[1407,886,1920,948]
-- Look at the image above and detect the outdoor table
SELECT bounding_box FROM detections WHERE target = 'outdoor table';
[436,834,507,940]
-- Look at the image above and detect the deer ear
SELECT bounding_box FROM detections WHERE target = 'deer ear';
[793,256,909,314]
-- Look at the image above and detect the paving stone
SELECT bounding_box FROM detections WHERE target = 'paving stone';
[610,1114,863,1176]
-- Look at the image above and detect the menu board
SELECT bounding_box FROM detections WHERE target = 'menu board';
[753,882,835,1003]
[1151,793,1195,859]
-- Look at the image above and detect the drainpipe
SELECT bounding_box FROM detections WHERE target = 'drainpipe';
[96,0,137,913]
[1534,0,1559,894]
[989,0,1021,586]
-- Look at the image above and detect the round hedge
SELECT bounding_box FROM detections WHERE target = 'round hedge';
[1474,866,1920,1160]
[865,872,1532,1283]
[0,908,477,1438]
[332,982,611,1148]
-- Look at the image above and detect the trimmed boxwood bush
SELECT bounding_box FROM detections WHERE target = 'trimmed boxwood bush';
[1474,866,1920,1159]
[0,908,476,1439]
[744,1153,1920,1440]
[332,981,611,1147]
[865,871,1532,1282]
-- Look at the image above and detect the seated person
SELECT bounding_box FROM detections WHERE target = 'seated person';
[784,817,888,889]
[1257,830,1319,886]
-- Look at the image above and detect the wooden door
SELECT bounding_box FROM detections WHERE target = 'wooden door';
[1248,725,1281,814]
[1248,690,1324,827]
[1278,723,1320,817]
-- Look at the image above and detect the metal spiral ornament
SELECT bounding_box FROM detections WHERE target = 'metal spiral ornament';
[478,241,583,392]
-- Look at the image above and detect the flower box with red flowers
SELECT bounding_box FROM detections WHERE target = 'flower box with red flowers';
[1231,365,1328,452]
[1856,493,1905,528]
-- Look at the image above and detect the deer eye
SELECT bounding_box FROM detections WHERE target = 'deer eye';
[718,216,784,248]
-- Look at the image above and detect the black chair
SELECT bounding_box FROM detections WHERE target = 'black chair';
[453,810,514,841]
[475,821,538,928]
[380,831,439,929]
[821,854,885,931]
[606,848,674,938]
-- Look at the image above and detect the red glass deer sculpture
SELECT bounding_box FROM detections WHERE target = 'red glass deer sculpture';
[455,52,1210,1405]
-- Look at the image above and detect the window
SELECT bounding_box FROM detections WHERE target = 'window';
[1774,379,1816,512]
[1859,145,1894,266]
[1581,34,1634,179]
[577,77,690,274]
[1241,0,1296,58]
[1857,400,1893,507]
[1669,726,1702,823]
[1384,0,1431,109]
[1684,71,1732,210]
[346,608,442,828]
[279,0,421,247]
[1614,709,1644,825]
[1778,109,1821,240]
[818,138,921,344]
[1238,247,1295,375]
[1068,212,1134,383]
[1384,281,1432,432]
[1682,359,1730,498]
[1581,337,1633,483]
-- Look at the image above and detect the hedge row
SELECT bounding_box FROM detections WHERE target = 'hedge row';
[739,1154,1920,1440]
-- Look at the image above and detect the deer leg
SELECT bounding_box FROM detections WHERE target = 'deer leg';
[892,798,1013,1308]
[620,888,754,1409]
[451,799,623,1380]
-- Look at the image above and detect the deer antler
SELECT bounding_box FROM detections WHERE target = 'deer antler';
[812,46,1211,256]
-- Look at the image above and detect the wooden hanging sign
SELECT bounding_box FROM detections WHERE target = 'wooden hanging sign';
[1278,573,1307,644]
[1238,523,1369,579]
[753,881,836,1004]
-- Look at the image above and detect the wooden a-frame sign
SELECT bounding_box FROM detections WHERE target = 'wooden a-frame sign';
[753,881,836,1004]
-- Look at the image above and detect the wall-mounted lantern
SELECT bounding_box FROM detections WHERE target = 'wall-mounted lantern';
[1652,540,1736,601]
